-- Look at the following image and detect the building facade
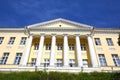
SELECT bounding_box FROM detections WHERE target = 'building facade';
[0,18,120,72]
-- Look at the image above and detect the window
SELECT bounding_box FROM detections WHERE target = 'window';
[31,58,36,66]
[69,44,74,50]
[69,59,76,67]
[81,44,86,51]
[0,37,4,44]
[46,44,51,50]
[57,59,63,67]
[8,37,15,44]
[112,54,120,66]
[98,54,107,66]
[20,37,26,45]
[94,38,101,45]
[34,43,39,50]
[83,59,88,67]
[57,44,62,50]
[1,53,9,64]
[44,59,49,67]
[14,53,22,65]
[106,38,114,46]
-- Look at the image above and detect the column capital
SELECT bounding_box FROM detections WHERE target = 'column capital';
[40,33,45,36]
[75,34,80,37]
[63,34,68,36]
[86,34,92,37]
[51,33,56,36]
[28,34,33,38]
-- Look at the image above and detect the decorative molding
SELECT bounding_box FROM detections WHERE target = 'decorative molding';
[57,52,62,56]
[18,46,25,50]
[96,47,103,51]
[0,28,24,33]
[109,48,116,51]
[33,52,38,55]
[28,18,93,29]
[6,46,12,50]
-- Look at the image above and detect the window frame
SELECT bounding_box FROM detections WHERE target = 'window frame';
[20,37,27,45]
[8,37,15,45]
[106,38,114,46]
[1,53,9,64]
[94,38,101,46]
[57,44,62,50]
[46,44,51,50]
[69,44,74,50]
[0,37,4,44]
[44,59,50,67]
[34,43,39,50]
[112,54,120,66]
[83,59,88,67]
[14,53,22,65]
[81,44,86,51]
[31,58,36,66]
[56,59,63,67]
[98,54,107,66]
[69,59,76,67]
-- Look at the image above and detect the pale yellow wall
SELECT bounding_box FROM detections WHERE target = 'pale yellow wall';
[0,29,120,71]
[93,33,120,67]
[0,32,27,65]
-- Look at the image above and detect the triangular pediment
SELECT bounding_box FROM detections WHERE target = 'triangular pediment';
[28,18,93,29]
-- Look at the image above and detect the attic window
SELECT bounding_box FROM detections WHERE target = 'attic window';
[59,25,61,27]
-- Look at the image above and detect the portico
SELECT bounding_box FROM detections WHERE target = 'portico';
[22,33,99,68]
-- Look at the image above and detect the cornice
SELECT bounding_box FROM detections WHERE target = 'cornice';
[94,28,120,34]
[29,28,92,32]
[0,27,120,34]
[0,28,24,33]
[28,18,93,29]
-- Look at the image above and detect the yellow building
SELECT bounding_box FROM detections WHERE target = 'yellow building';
[0,18,120,72]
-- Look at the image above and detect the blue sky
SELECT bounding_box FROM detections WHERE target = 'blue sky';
[0,0,120,28]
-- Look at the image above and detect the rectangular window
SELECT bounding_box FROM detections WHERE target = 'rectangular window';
[44,59,49,67]
[69,59,76,67]
[57,59,63,67]
[31,58,36,66]
[14,53,22,65]
[8,37,15,44]
[20,37,27,45]
[106,38,114,46]
[98,54,107,66]
[46,44,51,50]
[81,44,86,51]
[69,44,74,50]
[1,53,9,64]
[34,43,39,50]
[0,37,4,44]
[83,59,88,67]
[57,44,62,50]
[112,54,120,66]
[94,38,101,45]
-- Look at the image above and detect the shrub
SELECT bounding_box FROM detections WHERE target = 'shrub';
[0,71,120,80]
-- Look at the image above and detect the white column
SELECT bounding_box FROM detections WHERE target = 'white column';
[50,34,56,67]
[87,34,98,67]
[75,34,83,67]
[22,34,33,66]
[36,34,45,66]
[63,34,69,67]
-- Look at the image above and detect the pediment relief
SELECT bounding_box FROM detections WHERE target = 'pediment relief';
[28,18,93,29]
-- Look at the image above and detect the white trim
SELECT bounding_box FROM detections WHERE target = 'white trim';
[28,18,93,29]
